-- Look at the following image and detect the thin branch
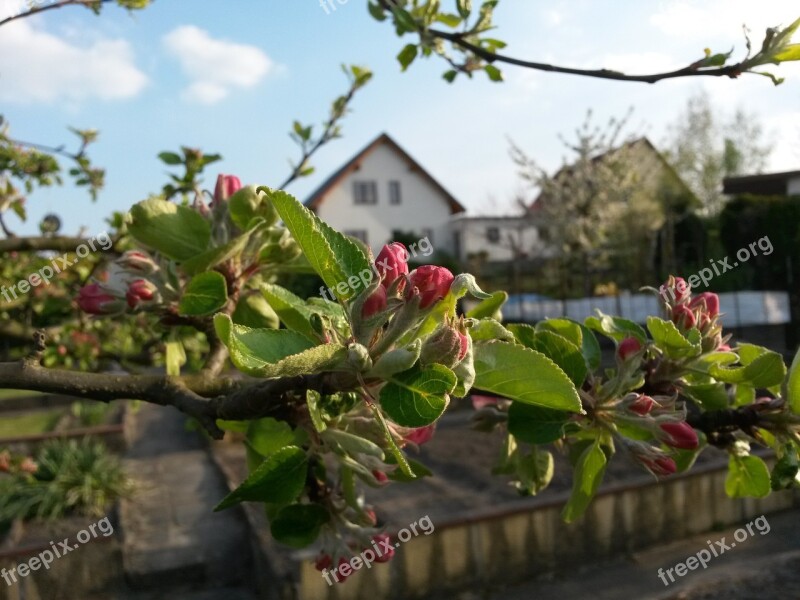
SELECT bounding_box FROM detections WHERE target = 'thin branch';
[0,236,118,254]
[0,0,112,28]
[0,212,14,238]
[429,28,744,84]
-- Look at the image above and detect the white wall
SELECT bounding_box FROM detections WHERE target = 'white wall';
[316,143,456,256]
[788,175,800,196]
[451,217,548,262]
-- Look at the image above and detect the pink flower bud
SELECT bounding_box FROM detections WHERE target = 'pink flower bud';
[117,250,158,274]
[718,343,731,352]
[372,534,395,563]
[404,424,435,446]
[628,394,654,416]
[76,283,124,315]
[19,457,38,474]
[126,279,159,309]
[671,304,696,330]
[213,174,242,205]
[408,265,454,309]
[689,292,720,317]
[659,421,699,450]
[664,276,690,304]
[617,336,642,361]
[375,242,409,287]
[314,553,332,571]
[0,451,10,473]
[640,455,677,477]
[420,322,468,368]
[361,286,387,318]
[471,395,500,410]
[372,470,389,484]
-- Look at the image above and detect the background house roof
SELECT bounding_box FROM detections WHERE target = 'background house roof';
[304,133,466,214]
[723,170,800,196]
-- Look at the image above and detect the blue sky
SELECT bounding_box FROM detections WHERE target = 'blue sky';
[1,0,799,236]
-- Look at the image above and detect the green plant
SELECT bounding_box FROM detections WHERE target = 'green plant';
[0,439,134,525]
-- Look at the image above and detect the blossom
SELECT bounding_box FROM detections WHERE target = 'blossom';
[375,242,409,287]
[213,174,242,205]
[404,424,435,446]
[408,265,454,309]
[628,394,655,416]
[361,286,387,318]
[126,279,159,309]
[689,292,720,317]
[117,251,158,274]
[76,283,124,315]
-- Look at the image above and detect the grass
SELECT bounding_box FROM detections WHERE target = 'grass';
[0,410,63,438]
[0,389,44,402]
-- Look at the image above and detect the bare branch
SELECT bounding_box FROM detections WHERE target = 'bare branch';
[0,0,113,28]
[0,236,118,254]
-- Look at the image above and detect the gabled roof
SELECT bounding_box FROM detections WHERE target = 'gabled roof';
[723,170,800,196]
[530,137,697,211]
[304,133,466,214]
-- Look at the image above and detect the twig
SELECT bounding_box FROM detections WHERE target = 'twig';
[0,0,113,28]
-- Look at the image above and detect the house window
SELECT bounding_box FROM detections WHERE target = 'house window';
[345,230,369,244]
[389,180,402,205]
[353,180,377,205]
[486,227,500,244]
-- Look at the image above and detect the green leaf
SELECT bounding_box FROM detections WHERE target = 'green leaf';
[270,504,330,548]
[158,151,183,165]
[774,43,800,62]
[585,313,647,343]
[436,13,462,27]
[262,283,316,340]
[268,190,370,302]
[397,43,418,70]
[507,323,537,348]
[181,224,263,275]
[466,291,508,320]
[646,317,701,359]
[391,7,418,32]
[508,402,570,444]
[179,272,228,316]
[469,318,515,342]
[456,0,472,19]
[786,347,800,414]
[771,445,799,491]
[165,339,185,377]
[484,64,503,81]
[532,330,587,389]
[710,351,786,387]
[232,294,279,330]
[380,364,457,427]
[473,341,581,412]
[323,429,385,460]
[368,1,387,21]
[214,446,307,511]
[127,198,211,261]
[725,455,771,498]
[247,418,295,459]
[562,440,607,522]
[443,69,458,83]
[306,390,327,433]
[684,383,729,411]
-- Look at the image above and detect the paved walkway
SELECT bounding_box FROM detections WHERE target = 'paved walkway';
[117,404,256,599]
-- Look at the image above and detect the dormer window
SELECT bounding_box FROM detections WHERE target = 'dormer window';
[353,180,377,205]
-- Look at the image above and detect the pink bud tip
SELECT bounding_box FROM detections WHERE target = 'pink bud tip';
[409,265,454,309]
[659,421,699,450]
[617,337,642,361]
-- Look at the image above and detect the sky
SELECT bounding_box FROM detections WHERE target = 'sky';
[1,0,799,237]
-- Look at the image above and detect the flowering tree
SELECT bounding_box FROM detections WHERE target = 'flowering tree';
[1,0,800,580]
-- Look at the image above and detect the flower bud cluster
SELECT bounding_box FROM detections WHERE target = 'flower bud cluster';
[662,276,729,352]
[77,251,167,316]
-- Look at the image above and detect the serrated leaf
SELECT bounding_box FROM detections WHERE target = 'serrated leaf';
[214,446,307,511]
[562,440,607,522]
[710,351,786,387]
[262,283,316,339]
[182,224,263,275]
[380,364,457,427]
[473,341,581,412]
[508,402,570,444]
[270,503,330,548]
[247,418,295,459]
[229,186,278,229]
[646,316,701,359]
[232,294,279,330]
[128,198,211,261]
[179,271,228,316]
[786,347,800,414]
[725,455,770,498]
[684,383,729,411]
[585,313,647,343]
[532,330,587,388]
[268,190,370,302]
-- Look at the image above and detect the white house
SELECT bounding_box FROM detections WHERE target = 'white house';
[449,215,547,263]
[305,133,466,256]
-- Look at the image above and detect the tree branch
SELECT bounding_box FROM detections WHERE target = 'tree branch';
[429,28,744,84]
[0,0,113,28]
[0,236,118,254]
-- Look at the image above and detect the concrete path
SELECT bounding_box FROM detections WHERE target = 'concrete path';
[118,403,257,599]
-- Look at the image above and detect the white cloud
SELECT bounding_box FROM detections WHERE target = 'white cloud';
[651,0,798,39]
[0,0,148,104]
[163,25,273,104]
